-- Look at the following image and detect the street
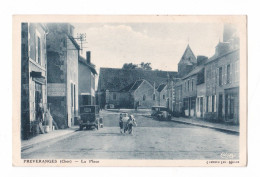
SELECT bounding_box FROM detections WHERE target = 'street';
[22,110,239,160]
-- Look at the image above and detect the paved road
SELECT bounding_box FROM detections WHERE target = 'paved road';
[22,110,239,159]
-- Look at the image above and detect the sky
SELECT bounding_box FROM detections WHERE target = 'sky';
[73,23,224,72]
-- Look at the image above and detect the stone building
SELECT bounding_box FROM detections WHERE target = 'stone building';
[173,24,240,124]
[156,84,167,107]
[21,23,48,139]
[122,79,155,109]
[177,44,197,78]
[78,51,97,106]
[97,68,177,109]
[204,45,239,123]
[46,23,80,129]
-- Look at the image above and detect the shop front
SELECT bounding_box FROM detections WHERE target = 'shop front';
[224,87,239,124]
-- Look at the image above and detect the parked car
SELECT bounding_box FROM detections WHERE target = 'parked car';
[151,106,171,121]
[78,105,102,130]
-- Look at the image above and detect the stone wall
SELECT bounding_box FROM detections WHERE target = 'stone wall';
[133,81,154,109]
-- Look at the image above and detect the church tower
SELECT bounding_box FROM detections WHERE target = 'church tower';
[177,44,197,78]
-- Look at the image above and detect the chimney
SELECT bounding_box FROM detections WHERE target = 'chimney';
[197,56,208,65]
[86,51,91,64]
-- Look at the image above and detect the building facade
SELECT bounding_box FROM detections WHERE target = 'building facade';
[173,24,240,124]
[78,51,97,107]
[21,23,48,139]
[46,23,80,129]
[97,68,177,109]
[204,48,239,123]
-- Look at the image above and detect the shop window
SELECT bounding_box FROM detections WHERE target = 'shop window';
[212,95,215,112]
[200,97,203,113]
[191,99,196,110]
[184,99,189,110]
[71,83,74,107]
[206,96,209,112]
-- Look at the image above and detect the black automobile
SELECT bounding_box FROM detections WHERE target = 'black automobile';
[151,106,171,121]
[78,105,102,130]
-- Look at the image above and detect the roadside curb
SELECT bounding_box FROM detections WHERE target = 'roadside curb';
[21,129,78,152]
[171,119,239,135]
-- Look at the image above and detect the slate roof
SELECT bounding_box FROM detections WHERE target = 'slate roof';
[129,80,144,91]
[98,68,177,92]
[206,48,239,65]
[157,84,166,92]
[178,44,197,65]
[78,56,97,75]
[182,65,204,80]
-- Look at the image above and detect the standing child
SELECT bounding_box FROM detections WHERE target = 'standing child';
[119,113,123,133]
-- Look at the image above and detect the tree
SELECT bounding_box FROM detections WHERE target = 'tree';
[140,62,152,70]
[122,62,152,70]
[122,63,138,70]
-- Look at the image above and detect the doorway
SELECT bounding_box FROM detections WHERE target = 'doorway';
[35,82,42,122]
[218,94,223,119]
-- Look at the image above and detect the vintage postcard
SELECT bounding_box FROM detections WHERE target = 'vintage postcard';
[13,15,247,167]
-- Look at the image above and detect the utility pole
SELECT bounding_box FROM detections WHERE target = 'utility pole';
[75,33,87,54]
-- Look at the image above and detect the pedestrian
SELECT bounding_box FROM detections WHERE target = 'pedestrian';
[126,115,137,135]
[119,113,124,133]
[37,99,44,123]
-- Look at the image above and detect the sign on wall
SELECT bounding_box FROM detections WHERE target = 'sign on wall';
[47,83,65,96]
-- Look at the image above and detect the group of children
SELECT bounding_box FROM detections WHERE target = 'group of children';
[119,114,137,134]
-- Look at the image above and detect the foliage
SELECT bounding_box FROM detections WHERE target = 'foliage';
[122,62,152,70]
[122,63,138,70]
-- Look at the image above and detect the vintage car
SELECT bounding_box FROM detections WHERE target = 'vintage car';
[78,105,102,130]
[151,106,171,121]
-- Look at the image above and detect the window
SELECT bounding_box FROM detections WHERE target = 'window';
[163,95,165,99]
[227,64,231,83]
[188,80,190,91]
[191,99,196,110]
[153,94,155,100]
[196,98,199,112]
[219,67,223,86]
[206,96,209,112]
[208,96,212,112]
[71,83,74,107]
[113,93,117,100]
[143,94,146,101]
[184,98,189,110]
[191,80,194,91]
[212,95,215,112]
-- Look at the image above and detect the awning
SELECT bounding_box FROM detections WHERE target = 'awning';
[30,71,46,85]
